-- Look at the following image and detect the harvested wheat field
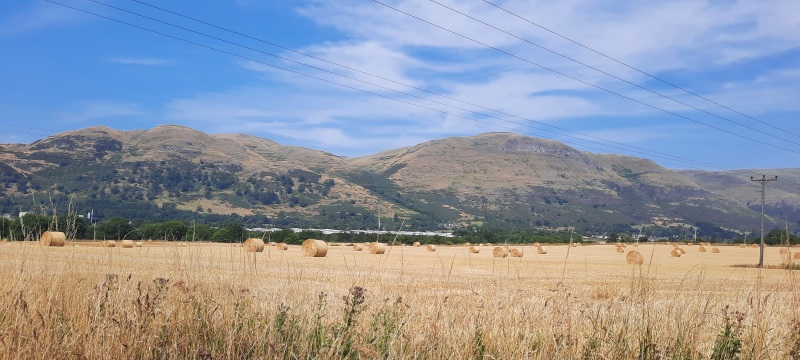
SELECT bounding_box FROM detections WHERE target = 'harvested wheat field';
[1,242,798,359]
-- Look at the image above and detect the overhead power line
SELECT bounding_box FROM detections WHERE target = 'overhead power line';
[427,0,800,147]
[40,0,705,169]
[369,0,800,156]
[68,0,722,169]
[122,0,725,169]
[32,1,800,193]
[479,0,800,140]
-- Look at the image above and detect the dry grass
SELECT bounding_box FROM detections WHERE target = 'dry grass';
[1,242,798,359]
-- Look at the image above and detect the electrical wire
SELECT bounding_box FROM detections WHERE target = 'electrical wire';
[479,0,800,140]
[115,0,725,169]
[12,1,798,196]
[42,0,728,170]
[370,0,800,156]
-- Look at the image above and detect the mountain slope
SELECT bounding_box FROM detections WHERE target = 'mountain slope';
[1,126,797,235]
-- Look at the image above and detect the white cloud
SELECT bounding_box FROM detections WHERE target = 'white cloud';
[61,102,148,123]
[0,3,86,35]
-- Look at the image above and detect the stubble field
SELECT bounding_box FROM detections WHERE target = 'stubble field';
[1,240,798,359]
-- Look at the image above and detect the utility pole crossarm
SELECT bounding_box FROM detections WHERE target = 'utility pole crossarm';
[750,175,778,268]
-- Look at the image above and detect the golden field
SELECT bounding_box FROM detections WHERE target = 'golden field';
[1,240,798,359]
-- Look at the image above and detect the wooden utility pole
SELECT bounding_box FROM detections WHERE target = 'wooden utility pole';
[750,175,777,268]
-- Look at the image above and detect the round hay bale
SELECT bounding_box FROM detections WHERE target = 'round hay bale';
[40,231,66,247]
[368,242,386,254]
[698,246,706,252]
[711,247,720,253]
[302,239,328,257]
[493,246,508,258]
[426,245,437,252]
[537,246,547,254]
[135,241,143,247]
[509,248,523,257]
[751,243,758,248]
[105,240,116,248]
[469,246,480,253]
[243,238,265,253]
[533,242,540,247]
[678,247,685,254]
[794,252,800,260]
[779,248,788,255]
[413,242,421,247]
[687,243,693,246]
[626,250,644,264]
[276,243,288,250]
[120,240,134,248]
[739,244,746,248]
[616,246,625,253]
[352,243,363,251]
[671,249,682,257]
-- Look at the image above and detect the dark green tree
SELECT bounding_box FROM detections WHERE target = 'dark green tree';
[96,217,134,240]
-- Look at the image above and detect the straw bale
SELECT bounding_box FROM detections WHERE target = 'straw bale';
[413,242,421,247]
[352,243,363,251]
[469,246,479,253]
[671,249,682,257]
[537,246,547,254]
[427,245,437,251]
[509,248,523,257]
[105,240,116,248]
[243,238,266,252]
[276,243,288,250]
[302,239,328,257]
[369,242,386,254]
[40,231,66,247]
[626,251,644,264]
[711,247,720,253]
[493,247,508,258]
[120,240,134,248]
[616,246,625,253]
[699,246,706,252]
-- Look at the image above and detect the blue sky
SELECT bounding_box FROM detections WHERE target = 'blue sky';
[1,0,799,171]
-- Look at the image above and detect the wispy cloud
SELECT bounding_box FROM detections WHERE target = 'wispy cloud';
[61,102,149,123]
[0,3,85,35]
[105,57,175,66]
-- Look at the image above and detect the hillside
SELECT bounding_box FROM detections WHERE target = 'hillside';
[1,126,798,236]
[680,169,800,227]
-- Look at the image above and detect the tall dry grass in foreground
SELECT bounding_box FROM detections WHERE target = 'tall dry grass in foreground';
[1,242,799,359]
